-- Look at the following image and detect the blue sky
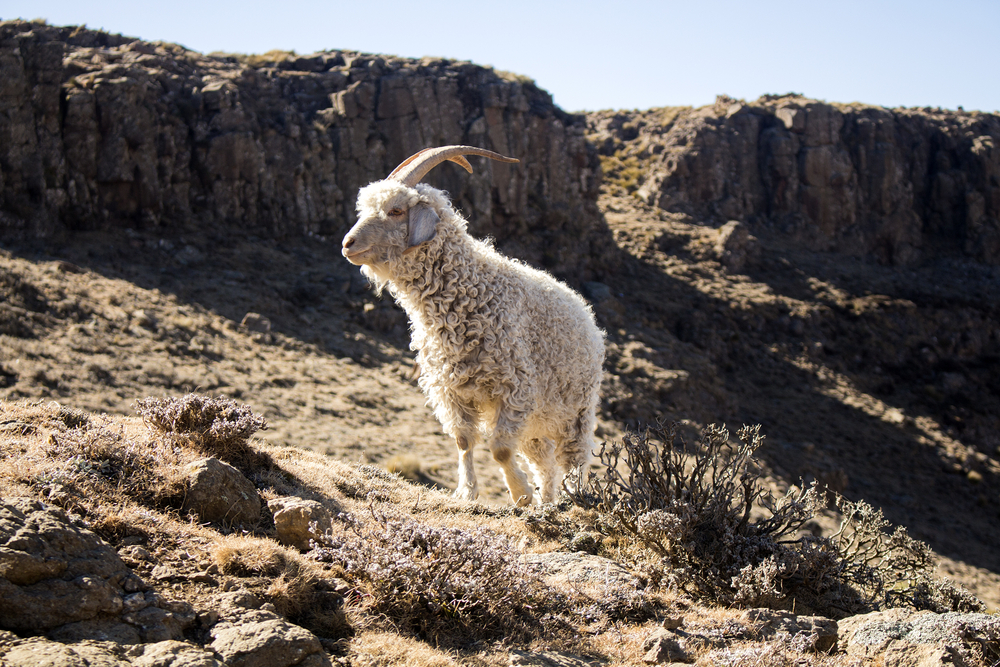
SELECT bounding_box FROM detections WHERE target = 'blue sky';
[4,0,998,113]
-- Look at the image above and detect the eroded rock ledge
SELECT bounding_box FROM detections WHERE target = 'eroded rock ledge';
[0,20,605,281]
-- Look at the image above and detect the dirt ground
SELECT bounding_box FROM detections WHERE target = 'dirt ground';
[1,184,999,609]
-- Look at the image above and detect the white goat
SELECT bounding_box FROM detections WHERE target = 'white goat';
[342,146,605,506]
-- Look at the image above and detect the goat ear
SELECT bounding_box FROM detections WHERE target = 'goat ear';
[406,204,439,250]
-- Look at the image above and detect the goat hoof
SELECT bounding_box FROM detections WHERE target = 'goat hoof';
[454,485,479,501]
[513,491,533,507]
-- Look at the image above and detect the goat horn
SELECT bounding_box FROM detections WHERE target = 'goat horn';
[389,145,519,187]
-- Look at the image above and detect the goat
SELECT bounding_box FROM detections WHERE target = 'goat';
[342,146,605,505]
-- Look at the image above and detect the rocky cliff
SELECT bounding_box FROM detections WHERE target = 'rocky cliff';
[589,95,1000,265]
[0,20,605,280]
[5,20,1000,274]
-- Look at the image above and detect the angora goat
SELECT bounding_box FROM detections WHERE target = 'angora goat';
[342,145,605,506]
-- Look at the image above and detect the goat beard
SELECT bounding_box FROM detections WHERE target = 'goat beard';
[361,264,392,296]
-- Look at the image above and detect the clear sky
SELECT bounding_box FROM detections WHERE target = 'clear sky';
[3,0,998,113]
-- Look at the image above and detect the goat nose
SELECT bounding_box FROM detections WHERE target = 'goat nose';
[343,237,355,249]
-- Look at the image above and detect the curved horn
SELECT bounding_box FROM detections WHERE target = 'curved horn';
[389,145,519,187]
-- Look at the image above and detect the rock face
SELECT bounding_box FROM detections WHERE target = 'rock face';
[0,497,137,632]
[837,608,1000,665]
[0,498,195,643]
[589,95,1000,265]
[0,20,605,280]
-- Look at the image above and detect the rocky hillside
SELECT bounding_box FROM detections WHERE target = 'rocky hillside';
[2,17,1000,667]
[589,96,1000,265]
[0,19,607,281]
[2,398,999,666]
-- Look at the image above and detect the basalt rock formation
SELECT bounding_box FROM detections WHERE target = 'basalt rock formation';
[589,96,1000,265]
[0,20,605,281]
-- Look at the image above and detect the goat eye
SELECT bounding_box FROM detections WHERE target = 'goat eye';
[388,208,405,217]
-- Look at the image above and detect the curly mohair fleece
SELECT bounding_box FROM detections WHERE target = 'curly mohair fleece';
[355,180,605,505]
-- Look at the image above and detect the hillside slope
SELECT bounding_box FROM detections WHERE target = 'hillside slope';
[1,19,999,664]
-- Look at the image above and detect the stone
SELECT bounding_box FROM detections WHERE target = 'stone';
[210,607,330,667]
[0,637,131,666]
[509,650,607,666]
[713,220,760,272]
[641,628,693,664]
[0,498,195,644]
[567,531,600,554]
[0,636,224,667]
[879,642,965,667]
[582,282,612,302]
[743,608,838,653]
[267,496,338,550]
[128,640,226,666]
[118,545,154,565]
[182,457,261,526]
[0,498,131,631]
[131,310,157,330]
[838,608,1000,664]
[240,313,271,334]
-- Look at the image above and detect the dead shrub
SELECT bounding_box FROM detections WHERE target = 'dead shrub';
[571,422,985,617]
[310,507,552,644]
[831,497,986,613]
[134,394,269,470]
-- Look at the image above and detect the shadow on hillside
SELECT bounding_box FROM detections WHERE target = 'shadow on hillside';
[4,217,999,578]
[588,232,1000,576]
[6,229,409,367]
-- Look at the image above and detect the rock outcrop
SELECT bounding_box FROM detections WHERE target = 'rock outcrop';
[590,95,1000,265]
[0,20,605,280]
[838,608,1000,665]
[0,498,195,643]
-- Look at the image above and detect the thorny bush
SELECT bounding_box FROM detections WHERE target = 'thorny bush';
[570,422,985,617]
[309,504,551,643]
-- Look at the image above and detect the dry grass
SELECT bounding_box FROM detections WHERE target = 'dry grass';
[348,631,462,667]
[212,534,299,576]
[383,453,423,480]
[5,396,985,663]
[0,399,187,523]
[211,533,351,637]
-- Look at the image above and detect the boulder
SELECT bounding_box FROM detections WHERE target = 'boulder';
[713,220,760,272]
[743,608,838,653]
[641,627,694,664]
[267,497,337,551]
[838,608,1000,665]
[209,591,330,667]
[0,497,138,631]
[0,635,225,667]
[0,498,195,643]
[182,457,261,526]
